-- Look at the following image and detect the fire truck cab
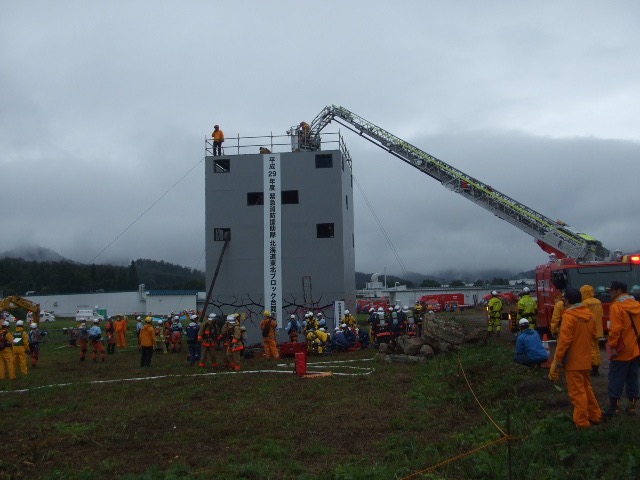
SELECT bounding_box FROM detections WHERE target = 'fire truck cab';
[535,254,640,336]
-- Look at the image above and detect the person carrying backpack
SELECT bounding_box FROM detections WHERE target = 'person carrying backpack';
[186,315,201,366]
[286,314,301,343]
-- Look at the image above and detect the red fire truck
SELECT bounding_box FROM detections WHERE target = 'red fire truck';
[535,254,640,336]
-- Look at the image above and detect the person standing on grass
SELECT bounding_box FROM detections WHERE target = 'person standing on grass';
[13,320,30,376]
[139,317,156,367]
[260,310,280,361]
[28,323,41,368]
[487,291,503,337]
[105,317,116,355]
[115,315,127,349]
[88,319,105,363]
[604,281,640,417]
[549,287,602,428]
[186,315,201,367]
[580,285,604,377]
[0,320,16,380]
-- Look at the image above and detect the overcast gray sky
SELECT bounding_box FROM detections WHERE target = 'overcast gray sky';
[2,1,639,276]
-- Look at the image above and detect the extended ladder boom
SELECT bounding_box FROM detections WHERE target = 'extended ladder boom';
[308,105,609,261]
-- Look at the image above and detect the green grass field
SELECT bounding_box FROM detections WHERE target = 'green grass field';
[1,315,639,480]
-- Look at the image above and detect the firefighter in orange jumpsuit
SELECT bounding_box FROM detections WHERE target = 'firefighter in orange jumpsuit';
[580,285,604,376]
[78,322,89,361]
[605,280,640,416]
[12,320,30,376]
[115,315,127,348]
[260,310,280,360]
[550,287,602,428]
[0,320,15,380]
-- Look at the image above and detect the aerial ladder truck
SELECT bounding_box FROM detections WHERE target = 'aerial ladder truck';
[296,106,640,335]
[299,105,609,262]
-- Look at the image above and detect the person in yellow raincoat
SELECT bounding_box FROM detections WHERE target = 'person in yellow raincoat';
[12,320,30,376]
[549,287,601,428]
[549,291,565,337]
[487,291,503,337]
[517,287,537,329]
[211,124,224,156]
[0,320,15,380]
[580,285,604,376]
[604,281,640,417]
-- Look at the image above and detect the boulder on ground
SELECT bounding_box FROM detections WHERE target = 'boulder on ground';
[418,344,435,359]
[396,335,426,356]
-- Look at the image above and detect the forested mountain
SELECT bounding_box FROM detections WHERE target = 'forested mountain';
[0,258,205,296]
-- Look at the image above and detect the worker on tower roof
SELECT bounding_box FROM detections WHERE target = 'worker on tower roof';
[211,124,225,156]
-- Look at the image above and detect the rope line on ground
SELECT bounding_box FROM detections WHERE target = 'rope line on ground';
[457,353,507,436]
[401,436,510,479]
[0,358,375,394]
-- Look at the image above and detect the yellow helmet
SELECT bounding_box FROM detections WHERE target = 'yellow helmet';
[264,310,271,317]
[144,316,152,323]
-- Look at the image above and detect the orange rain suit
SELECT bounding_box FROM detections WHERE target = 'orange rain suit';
[115,317,127,348]
[0,328,15,380]
[198,321,220,367]
[12,327,30,376]
[580,285,604,367]
[554,303,602,428]
[607,294,640,362]
[550,295,565,337]
[261,316,280,360]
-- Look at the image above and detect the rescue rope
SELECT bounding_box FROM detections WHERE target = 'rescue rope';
[400,353,511,479]
[401,436,510,479]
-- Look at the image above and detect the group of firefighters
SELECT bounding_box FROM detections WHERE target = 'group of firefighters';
[0,318,43,380]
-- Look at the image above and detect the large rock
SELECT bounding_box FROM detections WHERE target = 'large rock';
[422,316,465,353]
[418,344,435,359]
[378,343,391,354]
[396,335,426,356]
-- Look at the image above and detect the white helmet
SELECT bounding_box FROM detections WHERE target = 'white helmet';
[290,314,296,319]
[320,327,326,332]
[2,320,9,327]
[226,315,235,321]
[491,291,498,296]
[402,306,409,312]
[136,316,141,320]
[304,312,310,318]
[191,315,197,320]
[208,313,216,319]
[388,307,394,311]
[522,287,530,294]
[341,323,347,328]
[377,307,384,312]
[518,318,529,327]
[344,310,349,315]
[174,315,179,320]
[16,320,24,327]
[157,319,162,324]
[369,307,375,313]
[394,305,400,311]
[317,312,323,317]
[30,323,37,329]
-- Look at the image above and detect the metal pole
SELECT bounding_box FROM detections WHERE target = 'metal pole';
[198,239,229,323]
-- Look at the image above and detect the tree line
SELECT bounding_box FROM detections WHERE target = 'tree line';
[0,258,205,297]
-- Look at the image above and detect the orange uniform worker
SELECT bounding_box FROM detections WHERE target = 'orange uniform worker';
[199,314,221,367]
[211,124,224,156]
[605,281,640,417]
[139,317,157,367]
[12,320,30,376]
[115,315,127,348]
[260,310,280,360]
[550,287,602,428]
[0,320,15,380]
[580,285,604,376]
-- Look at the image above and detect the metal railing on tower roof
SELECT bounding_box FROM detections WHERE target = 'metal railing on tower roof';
[204,130,350,164]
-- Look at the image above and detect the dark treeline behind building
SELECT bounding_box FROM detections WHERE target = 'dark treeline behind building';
[0,258,205,296]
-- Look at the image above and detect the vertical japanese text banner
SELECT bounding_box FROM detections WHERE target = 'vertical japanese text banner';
[264,154,283,327]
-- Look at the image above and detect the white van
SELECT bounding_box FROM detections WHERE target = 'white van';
[75,309,104,323]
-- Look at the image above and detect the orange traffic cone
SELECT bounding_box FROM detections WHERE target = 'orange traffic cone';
[541,334,552,368]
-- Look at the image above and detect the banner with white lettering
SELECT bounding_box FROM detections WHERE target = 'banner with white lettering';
[264,154,283,327]
[333,300,345,332]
